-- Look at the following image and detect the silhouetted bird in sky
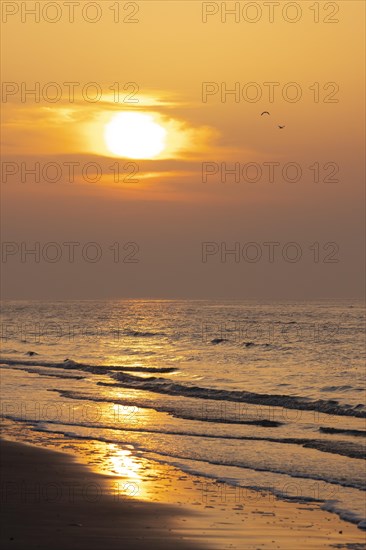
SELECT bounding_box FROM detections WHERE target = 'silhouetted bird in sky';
[261,111,286,128]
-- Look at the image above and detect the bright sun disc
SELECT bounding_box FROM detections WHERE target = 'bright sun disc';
[104,112,167,159]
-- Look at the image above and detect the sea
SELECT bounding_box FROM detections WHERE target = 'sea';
[1,300,365,529]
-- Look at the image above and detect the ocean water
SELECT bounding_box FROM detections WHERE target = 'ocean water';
[1,300,365,529]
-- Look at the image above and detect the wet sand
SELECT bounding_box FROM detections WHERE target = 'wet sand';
[1,438,364,550]
[0,439,201,550]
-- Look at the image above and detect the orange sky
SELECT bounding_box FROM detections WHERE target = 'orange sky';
[1,1,365,299]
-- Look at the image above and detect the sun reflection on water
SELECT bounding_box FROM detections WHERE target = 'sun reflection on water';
[108,446,141,479]
[80,441,150,500]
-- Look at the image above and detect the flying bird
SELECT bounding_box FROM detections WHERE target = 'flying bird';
[261,111,270,116]
[278,125,285,129]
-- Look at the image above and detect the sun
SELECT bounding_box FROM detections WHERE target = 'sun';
[104,112,167,159]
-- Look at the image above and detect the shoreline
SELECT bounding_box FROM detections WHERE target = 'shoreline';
[1,437,365,549]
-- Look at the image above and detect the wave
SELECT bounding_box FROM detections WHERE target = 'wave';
[125,330,167,338]
[55,389,284,428]
[16,420,364,491]
[209,339,289,350]
[0,365,86,380]
[13,391,364,461]
[320,385,359,392]
[1,356,364,419]
[319,427,366,438]
[99,373,366,418]
[0,358,177,374]
[17,417,366,460]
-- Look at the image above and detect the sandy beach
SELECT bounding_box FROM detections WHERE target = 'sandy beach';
[1,438,365,550]
[0,439,202,550]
